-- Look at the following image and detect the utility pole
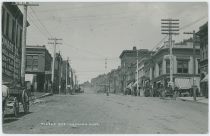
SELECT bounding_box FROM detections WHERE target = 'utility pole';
[105,58,109,95]
[59,58,62,95]
[183,30,197,101]
[66,57,69,95]
[14,2,38,86]
[161,19,179,89]
[48,38,62,94]
[136,48,139,96]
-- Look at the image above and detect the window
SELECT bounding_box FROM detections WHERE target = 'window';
[197,59,200,74]
[152,67,155,78]
[2,8,5,34]
[33,60,38,70]
[177,60,188,74]
[8,15,13,40]
[158,62,162,75]
[6,13,10,37]
[166,60,170,74]
[26,55,33,70]
[16,25,19,47]
[12,20,16,42]
[19,29,22,47]
[26,55,39,70]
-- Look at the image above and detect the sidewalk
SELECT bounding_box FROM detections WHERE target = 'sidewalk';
[31,92,53,100]
[178,97,208,104]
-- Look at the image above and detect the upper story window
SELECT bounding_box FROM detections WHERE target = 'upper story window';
[166,60,170,74]
[12,19,16,43]
[152,67,155,78]
[19,29,22,47]
[177,60,188,74]
[2,8,5,34]
[26,55,39,71]
[158,62,162,75]
[6,13,10,37]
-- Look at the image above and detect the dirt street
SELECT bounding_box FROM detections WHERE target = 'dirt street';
[3,88,208,134]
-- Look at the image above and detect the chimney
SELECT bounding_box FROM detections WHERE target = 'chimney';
[133,46,137,51]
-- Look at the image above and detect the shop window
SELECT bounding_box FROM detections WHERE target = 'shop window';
[177,60,188,74]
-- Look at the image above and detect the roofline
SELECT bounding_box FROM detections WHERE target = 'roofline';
[119,49,149,59]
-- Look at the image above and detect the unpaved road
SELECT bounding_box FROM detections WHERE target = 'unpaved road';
[3,88,208,134]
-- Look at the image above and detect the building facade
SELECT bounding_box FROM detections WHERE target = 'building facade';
[61,60,72,94]
[119,46,150,94]
[91,74,107,93]
[2,2,29,84]
[53,53,63,94]
[197,22,208,98]
[135,52,153,96]
[25,45,52,92]
[149,39,200,96]
[107,67,121,94]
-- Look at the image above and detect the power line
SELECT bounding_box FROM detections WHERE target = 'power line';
[27,15,49,39]
[151,35,168,51]
[31,3,121,13]
[179,15,208,30]
[29,6,53,38]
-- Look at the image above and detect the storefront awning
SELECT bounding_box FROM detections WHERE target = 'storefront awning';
[201,74,208,83]
[175,78,191,89]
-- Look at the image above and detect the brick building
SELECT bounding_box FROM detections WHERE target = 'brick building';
[25,45,52,92]
[2,2,29,84]
[119,46,150,94]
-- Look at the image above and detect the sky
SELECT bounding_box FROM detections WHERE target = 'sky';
[24,2,208,84]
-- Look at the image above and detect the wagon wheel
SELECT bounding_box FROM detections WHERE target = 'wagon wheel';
[22,90,29,114]
[13,97,19,117]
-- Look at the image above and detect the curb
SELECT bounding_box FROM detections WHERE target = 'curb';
[30,93,53,102]
[36,93,53,99]
[177,98,208,105]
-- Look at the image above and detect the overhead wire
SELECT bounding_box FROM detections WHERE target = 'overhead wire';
[30,6,53,38]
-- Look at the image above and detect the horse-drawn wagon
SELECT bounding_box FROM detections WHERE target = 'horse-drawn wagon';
[2,82,30,118]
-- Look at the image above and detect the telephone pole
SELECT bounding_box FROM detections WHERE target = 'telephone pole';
[105,58,109,95]
[136,48,139,96]
[14,2,38,86]
[48,38,62,94]
[66,57,69,94]
[161,19,179,89]
[183,30,197,101]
